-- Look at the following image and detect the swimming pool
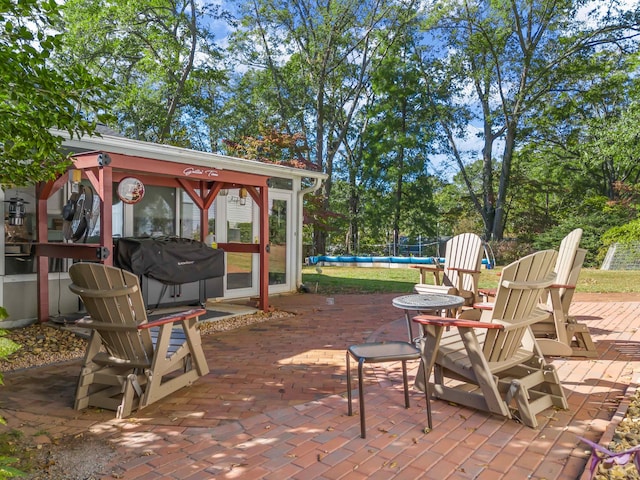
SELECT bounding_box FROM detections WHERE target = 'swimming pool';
[306,255,443,266]
[306,255,494,268]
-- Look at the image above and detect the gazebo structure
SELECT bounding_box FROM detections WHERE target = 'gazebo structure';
[1,131,326,325]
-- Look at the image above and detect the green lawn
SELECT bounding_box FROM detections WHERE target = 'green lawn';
[302,266,640,295]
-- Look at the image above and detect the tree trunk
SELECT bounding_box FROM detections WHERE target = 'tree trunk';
[492,125,517,240]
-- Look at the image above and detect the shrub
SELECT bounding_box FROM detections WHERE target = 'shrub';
[489,240,534,266]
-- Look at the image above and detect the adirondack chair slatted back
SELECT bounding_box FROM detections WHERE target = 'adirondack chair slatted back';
[546,228,584,306]
[482,310,549,363]
[491,249,558,325]
[443,233,484,294]
[69,263,154,366]
[482,250,557,362]
[483,325,524,362]
[558,248,586,312]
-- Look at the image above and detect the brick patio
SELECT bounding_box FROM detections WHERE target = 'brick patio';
[1,293,639,479]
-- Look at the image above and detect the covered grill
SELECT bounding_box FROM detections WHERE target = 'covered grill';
[114,237,225,309]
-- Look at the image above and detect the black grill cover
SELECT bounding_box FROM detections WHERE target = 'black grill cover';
[114,237,225,285]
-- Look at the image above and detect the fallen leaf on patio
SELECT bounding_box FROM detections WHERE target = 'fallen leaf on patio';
[317,454,324,462]
[230,463,248,470]
[265,425,271,429]
[378,427,389,433]
[459,414,467,420]
[412,437,419,444]
[141,450,154,456]
[390,461,398,468]
[390,434,397,438]
[326,426,334,431]
[286,454,297,458]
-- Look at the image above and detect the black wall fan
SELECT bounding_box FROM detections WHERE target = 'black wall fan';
[62,185,99,242]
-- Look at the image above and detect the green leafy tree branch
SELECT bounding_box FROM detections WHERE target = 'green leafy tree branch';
[0,0,111,186]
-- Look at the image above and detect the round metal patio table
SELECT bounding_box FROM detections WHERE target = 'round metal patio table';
[392,293,465,344]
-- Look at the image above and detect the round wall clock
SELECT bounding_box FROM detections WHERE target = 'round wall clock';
[117,177,145,204]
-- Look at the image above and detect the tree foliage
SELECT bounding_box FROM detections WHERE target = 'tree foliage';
[59,0,226,147]
[0,0,110,186]
[421,0,640,240]
[7,0,640,260]
[230,0,417,253]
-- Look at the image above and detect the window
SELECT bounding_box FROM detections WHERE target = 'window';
[132,186,176,237]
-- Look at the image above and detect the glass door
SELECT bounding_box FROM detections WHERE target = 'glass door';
[224,188,258,296]
[268,193,291,293]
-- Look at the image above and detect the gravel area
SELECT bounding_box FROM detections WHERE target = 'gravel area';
[590,387,640,480]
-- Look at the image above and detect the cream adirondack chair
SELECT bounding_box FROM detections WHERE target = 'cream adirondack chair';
[413,250,568,429]
[68,263,210,418]
[532,228,597,357]
[412,233,484,307]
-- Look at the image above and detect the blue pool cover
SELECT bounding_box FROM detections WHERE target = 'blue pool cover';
[307,256,494,268]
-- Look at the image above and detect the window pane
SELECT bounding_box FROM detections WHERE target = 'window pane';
[112,183,123,237]
[269,199,287,285]
[226,188,253,289]
[226,252,253,290]
[133,186,176,237]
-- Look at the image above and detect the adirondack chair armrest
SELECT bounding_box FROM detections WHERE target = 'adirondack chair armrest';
[472,301,494,311]
[76,318,139,331]
[447,267,481,275]
[412,314,503,330]
[410,264,444,285]
[69,283,140,298]
[548,283,576,290]
[139,308,207,329]
[478,288,497,300]
[410,265,443,272]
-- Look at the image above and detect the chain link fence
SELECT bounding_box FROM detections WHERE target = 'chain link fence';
[601,242,640,270]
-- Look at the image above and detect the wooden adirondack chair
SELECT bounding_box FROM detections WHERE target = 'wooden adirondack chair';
[531,229,597,357]
[68,263,210,419]
[412,233,484,307]
[413,250,568,429]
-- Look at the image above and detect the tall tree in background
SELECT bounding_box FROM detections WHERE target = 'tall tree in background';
[231,0,415,254]
[363,24,438,254]
[58,0,225,147]
[422,0,640,240]
[1,0,109,185]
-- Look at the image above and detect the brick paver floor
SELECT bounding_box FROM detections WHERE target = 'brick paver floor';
[1,292,639,479]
